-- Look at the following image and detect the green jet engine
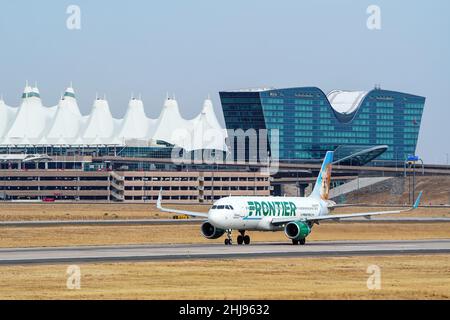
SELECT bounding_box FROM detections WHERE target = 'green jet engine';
[284,221,311,240]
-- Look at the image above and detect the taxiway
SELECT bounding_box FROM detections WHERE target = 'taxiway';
[0,239,449,265]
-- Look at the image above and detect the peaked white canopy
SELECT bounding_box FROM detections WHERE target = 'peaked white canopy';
[0,85,227,151]
[3,85,57,145]
[46,88,83,145]
[116,98,157,145]
[0,98,17,137]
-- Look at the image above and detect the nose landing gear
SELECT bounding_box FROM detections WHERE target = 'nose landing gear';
[224,230,233,245]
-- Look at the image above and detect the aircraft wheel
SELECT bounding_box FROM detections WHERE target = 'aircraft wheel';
[292,239,299,245]
[224,239,230,245]
[237,235,244,245]
[300,238,306,245]
[243,235,251,245]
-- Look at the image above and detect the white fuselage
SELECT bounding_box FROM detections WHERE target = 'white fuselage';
[207,196,329,231]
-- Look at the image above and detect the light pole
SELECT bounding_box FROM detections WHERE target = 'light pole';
[412,160,416,204]
[406,155,422,205]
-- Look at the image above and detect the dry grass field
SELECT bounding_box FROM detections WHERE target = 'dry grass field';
[0,255,449,299]
[0,202,448,221]
[1,223,449,248]
[344,176,450,206]
[1,203,449,300]
[0,203,209,221]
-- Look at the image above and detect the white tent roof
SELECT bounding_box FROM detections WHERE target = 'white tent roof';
[152,98,191,148]
[0,98,17,138]
[22,85,32,98]
[116,98,157,144]
[188,99,227,151]
[31,86,40,96]
[150,97,227,151]
[82,98,118,145]
[46,87,83,145]
[4,85,57,144]
[63,87,82,117]
[0,85,227,151]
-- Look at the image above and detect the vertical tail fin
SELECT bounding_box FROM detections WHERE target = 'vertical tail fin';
[310,151,334,200]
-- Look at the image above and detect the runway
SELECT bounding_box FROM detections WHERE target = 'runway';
[1,239,449,265]
[1,217,449,228]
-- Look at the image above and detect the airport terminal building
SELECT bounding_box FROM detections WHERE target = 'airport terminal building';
[0,84,269,201]
[220,87,425,165]
[0,84,426,201]
[0,84,426,165]
[0,84,226,162]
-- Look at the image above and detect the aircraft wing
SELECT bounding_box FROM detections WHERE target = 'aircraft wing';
[156,191,209,218]
[327,203,356,209]
[271,192,422,226]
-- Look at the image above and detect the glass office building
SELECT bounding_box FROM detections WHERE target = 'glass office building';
[219,87,425,165]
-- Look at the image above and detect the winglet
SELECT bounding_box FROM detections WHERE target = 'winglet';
[413,191,423,209]
[157,188,162,209]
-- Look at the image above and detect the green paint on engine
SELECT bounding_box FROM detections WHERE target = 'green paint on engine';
[287,221,311,240]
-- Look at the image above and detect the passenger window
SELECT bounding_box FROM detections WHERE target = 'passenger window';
[217,205,224,209]
[229,205,234,210]
[211,205,217,209]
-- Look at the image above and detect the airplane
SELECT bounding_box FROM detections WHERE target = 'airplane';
[157,151,423,245]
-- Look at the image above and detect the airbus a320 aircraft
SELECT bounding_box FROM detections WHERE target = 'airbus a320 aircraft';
[157,151,422,245]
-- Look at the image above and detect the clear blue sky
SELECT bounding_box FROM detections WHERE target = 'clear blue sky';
[0,0,449,164]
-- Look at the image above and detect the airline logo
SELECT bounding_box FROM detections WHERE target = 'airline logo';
[247,201,297,217]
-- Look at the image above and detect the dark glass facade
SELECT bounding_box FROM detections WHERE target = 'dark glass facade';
[219,87,425,164]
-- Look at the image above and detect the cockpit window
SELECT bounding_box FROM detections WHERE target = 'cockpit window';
[212,205,234,210]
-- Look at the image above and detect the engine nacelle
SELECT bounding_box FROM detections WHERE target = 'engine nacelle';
[201,221,225,239]
[284,221,311,240]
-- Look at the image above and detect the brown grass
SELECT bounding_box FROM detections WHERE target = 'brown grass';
[333,206,450,218]
[0,255,449,299]
[1,223,449,248]
[0,203,448,221]
[0,203,209,221]
[344,176,450,206]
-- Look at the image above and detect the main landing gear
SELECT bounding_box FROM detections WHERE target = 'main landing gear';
[237,230,250,245]
[224,230,251,245]
[292,238,306,245]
